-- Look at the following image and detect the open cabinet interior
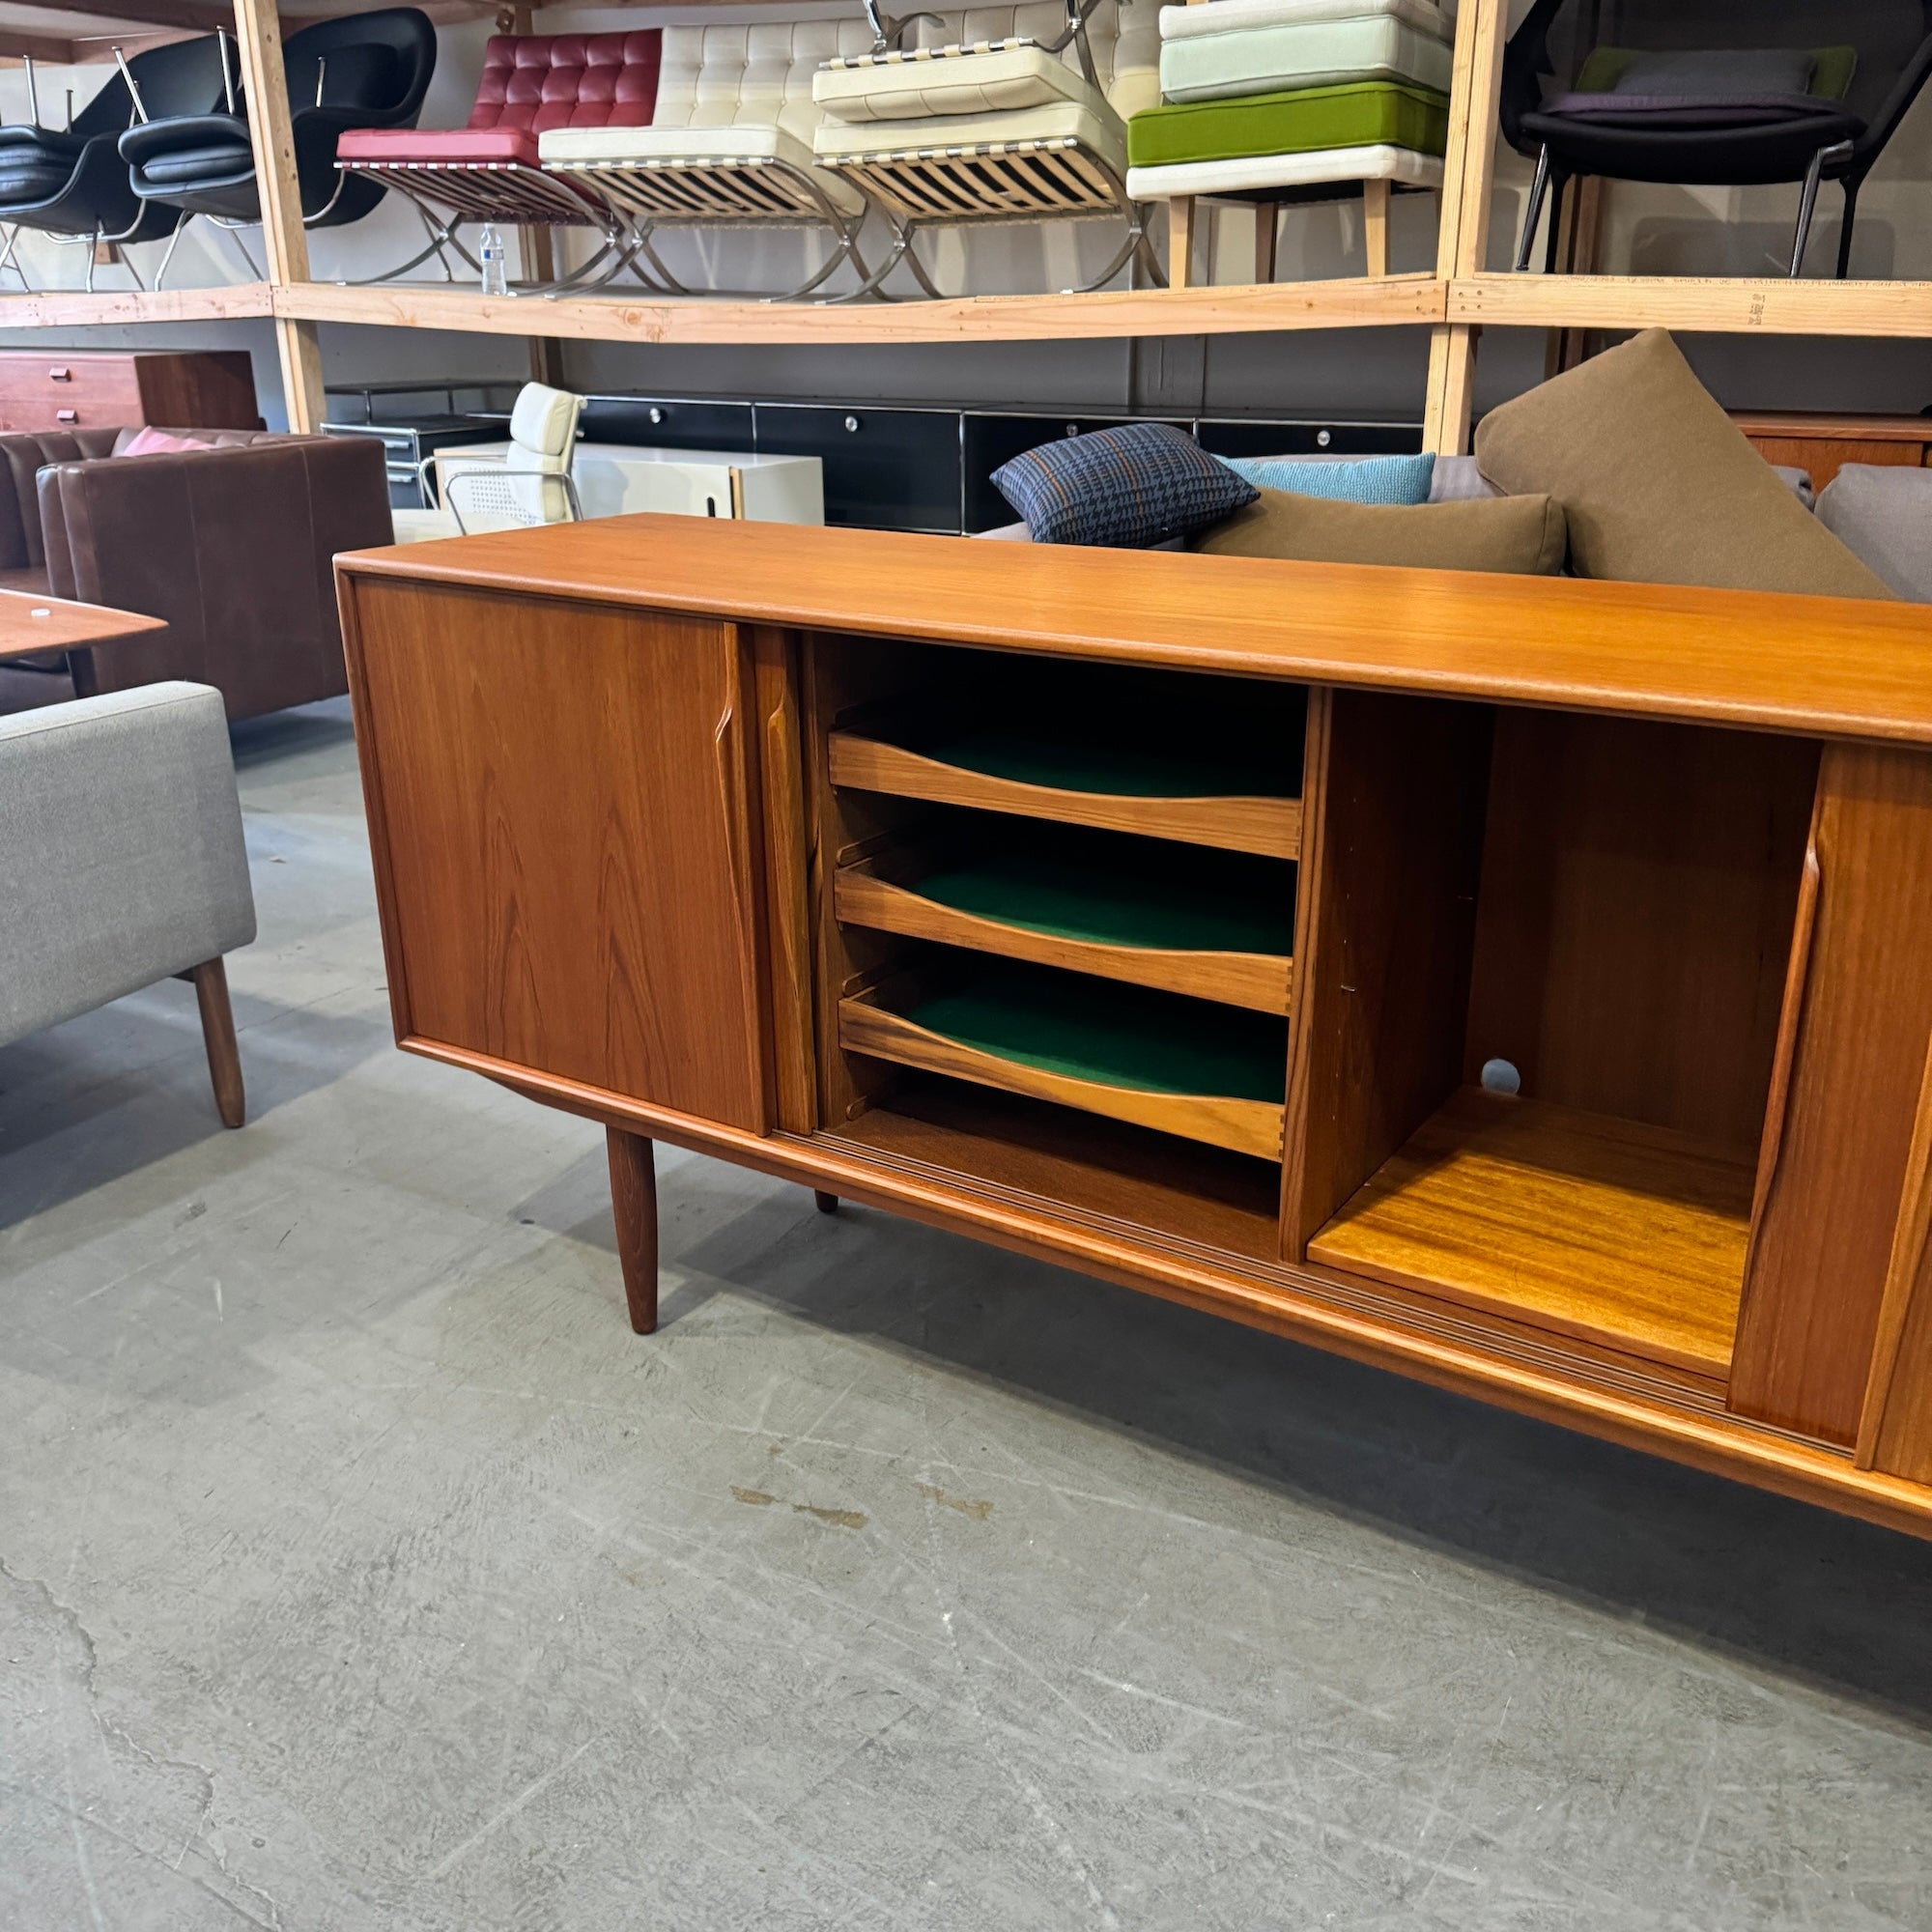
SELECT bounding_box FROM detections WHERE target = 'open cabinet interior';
[803,636,1308,1264]
[1296,695,1822,1383]
[796,638,1827,1389]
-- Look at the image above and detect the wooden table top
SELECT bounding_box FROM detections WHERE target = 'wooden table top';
[0,587,164,664]
[337,514,1932,747]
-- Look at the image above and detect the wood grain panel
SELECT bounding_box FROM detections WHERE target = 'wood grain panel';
[1283,687,1493,1256]
[1463,712,1817,1151]
[336,516,1932,747]
[343,578,768,1131]
[1859,1035,1932,1480]
[1310,1088,1751,1376]
[753,626,817,1136]
[1730,744,1932,1441]
[828,730,1301,859]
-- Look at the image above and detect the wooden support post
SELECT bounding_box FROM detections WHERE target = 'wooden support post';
[1252,202,1277,285]
[190,957,245,1128]
[231,0,326,432]
[1422,0,1508,455]
[1167,197,1195,290]
[1363,179,1390,278]
[607,1126,660,1334]
[508,1,566,385]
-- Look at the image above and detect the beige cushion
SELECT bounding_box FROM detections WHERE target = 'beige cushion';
[1191,487,1567,575]
[813,95,1126,172]
[1474,328,1894,598]
[539,122,867,213]
[815,41,1093,122]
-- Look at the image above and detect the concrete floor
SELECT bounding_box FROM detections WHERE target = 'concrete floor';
[5,701,1932,1931]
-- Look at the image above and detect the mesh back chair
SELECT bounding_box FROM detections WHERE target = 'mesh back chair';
[0,38,226,292]
[122,8,437,284]
[810,0,1164,298]
[336,32,663,289]
[1502,0,1932,277]
[391,384,584,540]
[538,21,883,302]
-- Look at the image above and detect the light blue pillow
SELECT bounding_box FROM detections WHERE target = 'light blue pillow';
[1217,452,1435,506]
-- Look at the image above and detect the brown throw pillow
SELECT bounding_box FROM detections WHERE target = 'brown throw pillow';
[1474,327,1894,599]
[1192,487,1567,576]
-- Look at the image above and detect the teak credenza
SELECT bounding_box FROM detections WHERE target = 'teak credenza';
[336,517,1932,1539]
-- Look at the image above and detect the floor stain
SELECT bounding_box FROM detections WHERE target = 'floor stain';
[794,1503,867,1530]
[730,1487,777,1507]
[917,1482,994,1522]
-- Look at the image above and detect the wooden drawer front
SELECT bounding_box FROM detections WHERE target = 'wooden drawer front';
[0,355,143,433]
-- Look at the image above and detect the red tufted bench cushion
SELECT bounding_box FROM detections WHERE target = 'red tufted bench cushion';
[337,31,661,169]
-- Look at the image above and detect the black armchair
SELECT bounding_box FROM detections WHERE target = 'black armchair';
[0,38,226,290]
[121,8,435,266]
[1501,0,1932,278]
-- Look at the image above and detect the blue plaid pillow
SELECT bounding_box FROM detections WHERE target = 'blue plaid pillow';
[991,423,1259,548]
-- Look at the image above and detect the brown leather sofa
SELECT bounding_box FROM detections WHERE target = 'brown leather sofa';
[0,427,392,720]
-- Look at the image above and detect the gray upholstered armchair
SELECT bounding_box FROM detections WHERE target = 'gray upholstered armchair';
[0,682,256,1124]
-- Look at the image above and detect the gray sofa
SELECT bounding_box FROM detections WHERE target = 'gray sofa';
[1,682,257,1125]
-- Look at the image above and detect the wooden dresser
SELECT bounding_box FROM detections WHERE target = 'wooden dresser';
[1736,412,1932,494]
[0,349,260,435]
[336,519,1932,1540]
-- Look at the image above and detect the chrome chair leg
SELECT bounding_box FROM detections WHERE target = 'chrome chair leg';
[154,211,190,290]
[1515,144,1551,273]
[0,224,29,290]
[1791,142,1853,277]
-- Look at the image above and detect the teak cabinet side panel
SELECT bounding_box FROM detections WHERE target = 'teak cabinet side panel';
[1731,743,1932,1442]
[1283,688,1492,1257]
[345,579,769,1132]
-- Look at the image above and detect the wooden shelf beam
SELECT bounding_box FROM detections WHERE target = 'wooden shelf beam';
[0,285,274,327]
[1452,273,1932,339]
[271,273,1445,346]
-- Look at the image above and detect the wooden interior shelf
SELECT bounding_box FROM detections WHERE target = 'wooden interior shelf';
[1307,1088,1754,1375]
[840,961,1289,1161]
[829,724,1302,859]
[834,830,1295,1013]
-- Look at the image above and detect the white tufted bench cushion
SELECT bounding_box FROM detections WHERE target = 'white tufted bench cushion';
[540,19,876,213]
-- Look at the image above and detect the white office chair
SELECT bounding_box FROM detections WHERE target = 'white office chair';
[390,383,585,542]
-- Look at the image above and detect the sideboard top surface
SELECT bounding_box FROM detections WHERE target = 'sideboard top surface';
[337,516,1932,745]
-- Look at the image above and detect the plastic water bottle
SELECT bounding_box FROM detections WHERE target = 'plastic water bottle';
[479,224,507,298]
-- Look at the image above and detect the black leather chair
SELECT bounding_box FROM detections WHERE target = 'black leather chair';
[120,8,435,258]
[1502,0,1932,277]
[0,38,226,288]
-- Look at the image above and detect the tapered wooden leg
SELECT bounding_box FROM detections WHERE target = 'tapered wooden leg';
[607,1126,659,1334]
[813,1190,838,1214]
[1252,202,1277,285]
[1167,197,1195,290]
[1363,179,1390,278]
[189,958,244,1128]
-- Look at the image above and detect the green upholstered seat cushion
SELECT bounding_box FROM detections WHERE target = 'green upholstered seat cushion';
[1127,77,1447,168]
[906,964,1289,1100]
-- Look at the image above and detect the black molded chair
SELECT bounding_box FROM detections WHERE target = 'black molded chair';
[0,38,226,290]
[1501,0,1932,276]
[121,8,435,274]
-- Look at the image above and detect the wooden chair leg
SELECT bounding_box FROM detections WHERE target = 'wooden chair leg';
[607,1126,659,1334]
[1253,201,1277,285]
[1363,179,1390,278]
[1167,197,1195,290]
[813,1190,839,1214]
[189,957,244,1128]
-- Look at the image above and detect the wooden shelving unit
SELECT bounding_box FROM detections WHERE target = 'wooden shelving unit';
[6,0,1928,448]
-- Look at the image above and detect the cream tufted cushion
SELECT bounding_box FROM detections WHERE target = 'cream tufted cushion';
[813,95,1130,174]
[814,2,1159,131]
